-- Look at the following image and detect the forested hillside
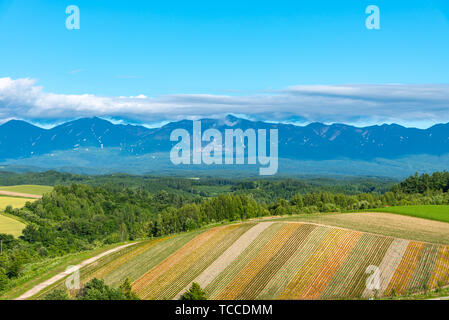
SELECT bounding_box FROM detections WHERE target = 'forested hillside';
[0,170,394,202]
[1,171,449,295]
[392,171,449,193]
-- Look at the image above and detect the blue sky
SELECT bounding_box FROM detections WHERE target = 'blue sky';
[0,0,449,127]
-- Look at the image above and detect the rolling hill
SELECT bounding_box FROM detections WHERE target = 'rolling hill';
[0,185,53,196]
[0,196,35,210]
[36,221,449,300]
[0,185,49,237]
[0,214,26,238]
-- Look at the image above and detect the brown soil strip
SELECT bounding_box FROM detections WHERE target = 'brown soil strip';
[0,190,41,199]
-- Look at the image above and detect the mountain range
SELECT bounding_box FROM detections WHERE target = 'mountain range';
[1,115,449,177]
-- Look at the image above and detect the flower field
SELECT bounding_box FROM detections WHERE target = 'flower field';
[37,221,449,300]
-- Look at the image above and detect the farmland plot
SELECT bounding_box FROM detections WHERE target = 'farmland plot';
[40,221,449,300]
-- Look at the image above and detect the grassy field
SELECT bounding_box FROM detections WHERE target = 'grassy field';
[0,185,53,196]
[35,221,449,300]
[0,192,35,237]
[0,196,35,210]
[0,213,26,237]
[372,205,449,224]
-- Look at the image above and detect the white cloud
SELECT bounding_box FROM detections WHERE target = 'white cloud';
[1,77,449,128]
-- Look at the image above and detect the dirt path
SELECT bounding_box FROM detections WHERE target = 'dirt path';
[0,190,42,199]
[15,243,137,300]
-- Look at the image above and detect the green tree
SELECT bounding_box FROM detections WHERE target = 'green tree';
[179,282,207,300]
[76,278,126,300]
[119,277,140,300]
[0,270,9,291]
[43,289,70,300]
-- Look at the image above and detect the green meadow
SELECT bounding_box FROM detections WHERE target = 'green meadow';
[0,185,53,196]
[373,205,449,223]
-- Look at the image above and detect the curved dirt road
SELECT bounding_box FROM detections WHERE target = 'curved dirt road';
[15,243,137,300]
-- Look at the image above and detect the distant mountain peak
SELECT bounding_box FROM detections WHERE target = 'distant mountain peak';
[0,116,449,163]
[1,119,40,128]
[66,116,113,125]
[224,114,242,126]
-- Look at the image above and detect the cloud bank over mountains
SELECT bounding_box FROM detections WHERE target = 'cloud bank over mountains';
[1,77,449,128]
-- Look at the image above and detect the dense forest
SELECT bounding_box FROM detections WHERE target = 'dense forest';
[392,171,449,194]
[0,170,394,202]
[0,171,448,293]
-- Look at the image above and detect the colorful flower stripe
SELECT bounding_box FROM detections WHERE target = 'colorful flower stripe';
[235,223,317,300]
[256,225,332,300]
[407,243,440,292]
[76,242,147,288]
[134,225,240,299]
[299,230,362,299]
[206,223,285,299]
[131,226,224,294]
[362,238,409,298]
[103,231,200,287]
[214,223,301,300]
[338,236,393,298]
[320,234,389,299]
[90,237,171,282]
[278,229,350,299]
[154,224,254,300]
[41,221,449,300]
[175,222,274,300]
[428,245,449,289]
[385,241,425,296]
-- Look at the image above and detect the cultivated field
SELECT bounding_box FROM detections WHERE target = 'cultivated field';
[0,196,35,210]
[37,221,449,300]
[0,187,41,236]
[372,205,449,223]
[274,212,449,245]
[0,185,53,197]
[0,214,26,237]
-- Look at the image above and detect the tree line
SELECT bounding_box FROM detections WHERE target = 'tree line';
[391,171,449,194]
[0,170,395,201]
